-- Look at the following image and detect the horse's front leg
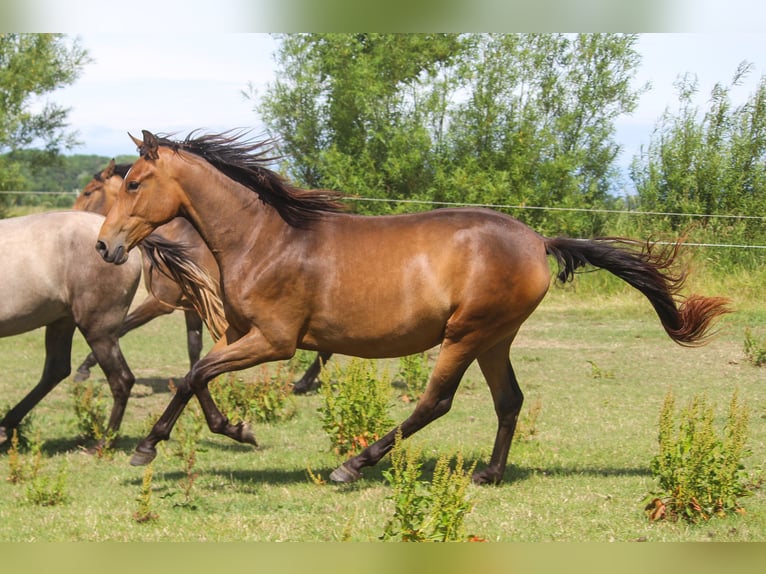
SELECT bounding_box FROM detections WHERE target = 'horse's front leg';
[130,329,292,466]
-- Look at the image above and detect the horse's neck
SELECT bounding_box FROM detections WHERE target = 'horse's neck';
[179,168,288,271]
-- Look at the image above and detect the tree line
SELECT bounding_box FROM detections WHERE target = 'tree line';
[3,33,765,251]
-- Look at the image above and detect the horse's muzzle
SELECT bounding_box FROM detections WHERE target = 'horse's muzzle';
[95,240,127,265]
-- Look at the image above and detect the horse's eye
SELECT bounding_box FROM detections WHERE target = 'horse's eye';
[127,181,140,192]
[83,191,92,197]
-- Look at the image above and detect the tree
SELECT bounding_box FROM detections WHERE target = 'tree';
[438,34,644,235]
[630,62,766,245]
[255,33,645,234]
[0,34,89,213]
[256,33,464,213]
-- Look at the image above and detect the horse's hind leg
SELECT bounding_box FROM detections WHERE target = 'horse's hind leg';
[81,332,135,447]
[329,340,473,483]
[472,338,523,485]
[292,351,332,394]
[0,318,76,444]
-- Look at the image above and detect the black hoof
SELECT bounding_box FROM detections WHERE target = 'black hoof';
[329,463,362,483]
[73,368,91,382]
[238,422,258,446]
[130,446,157,466]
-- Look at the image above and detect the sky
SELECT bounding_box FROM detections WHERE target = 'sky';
[48,32,766,179]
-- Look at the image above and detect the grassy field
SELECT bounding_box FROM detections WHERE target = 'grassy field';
[0,273,764,542]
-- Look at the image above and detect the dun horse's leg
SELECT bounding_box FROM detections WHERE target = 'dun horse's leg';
[183,310,204,368]
[83,333,136,448]
[330,340,473,483]
[130,329,289,466]
[472,339,523,485]
[74,295,173,382]
[0,318,76,444]
[292,351,332,394]
[74,352,98,382]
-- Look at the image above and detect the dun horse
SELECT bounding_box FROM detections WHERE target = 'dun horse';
[74,160,328,392]
[96,130,730,484]
[0,211,142,446]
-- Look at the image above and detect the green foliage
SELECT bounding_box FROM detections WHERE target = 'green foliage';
[515,397,543,442]
[71,380,115,456]
[24,466,68,507]
[133,463,159,523]
[258,33,643,235]
[319,358,393,456]
[209,366,296,425]
[646,390,754,523]
[169,401,205,508]
[0,34,89,212]
[5,429,23,484]
[630,63,766,249]
[381,431,477,542]
[397,352,430,403]
[743,328,766,367]
[6,428,69,506]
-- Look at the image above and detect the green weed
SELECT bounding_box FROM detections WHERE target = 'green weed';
[743,328,766,367]
[209,366,296,425]
[71,380,115,457]
[319,358,393,456]
[646,389,754,523]
[397,352,430,403]
[133,463,159,523]
[381,431,478,542]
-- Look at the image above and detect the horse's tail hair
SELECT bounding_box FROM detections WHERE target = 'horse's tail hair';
[140,234,228,341]
[543,236,731,347]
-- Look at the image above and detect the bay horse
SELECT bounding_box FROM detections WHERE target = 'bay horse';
[73,159,328,393]
[0,211,142,446]
[95,130,730,485]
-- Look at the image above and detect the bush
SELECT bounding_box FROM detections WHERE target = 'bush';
[646,389,754,522]
[209,366,296,425]
[319,358,393,456]
[381,431,478,542]
[397,352,430,403]
[744,328,766,367]
[71,380,116,458]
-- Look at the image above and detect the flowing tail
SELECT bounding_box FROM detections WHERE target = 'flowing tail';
[140,234,228,340]
[544,236,731,346]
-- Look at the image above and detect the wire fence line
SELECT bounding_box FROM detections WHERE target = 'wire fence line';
[345,196,766,222]
[4,191,765,250]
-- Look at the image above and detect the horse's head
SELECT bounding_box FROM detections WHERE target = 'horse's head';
[73,159,124,215]
[96,130,186,264]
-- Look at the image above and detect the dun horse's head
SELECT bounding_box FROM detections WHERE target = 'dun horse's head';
[96,130,184,264]
[73,159,123,215]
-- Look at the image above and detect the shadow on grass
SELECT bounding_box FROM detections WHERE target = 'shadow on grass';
[135,376,182,394]
[116,454,651,491]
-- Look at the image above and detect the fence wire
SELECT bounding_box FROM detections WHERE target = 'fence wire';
[3,191,765,250]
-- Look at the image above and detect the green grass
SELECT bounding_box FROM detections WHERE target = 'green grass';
[1,278,764,542]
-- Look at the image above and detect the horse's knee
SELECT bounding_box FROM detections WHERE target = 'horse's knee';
[430,394,455,420]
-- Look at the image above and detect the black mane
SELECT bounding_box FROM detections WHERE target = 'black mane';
[93,163,132,181]
[152,130,347,228]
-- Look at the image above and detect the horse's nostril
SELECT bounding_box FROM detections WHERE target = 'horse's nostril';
[95,240,107,254]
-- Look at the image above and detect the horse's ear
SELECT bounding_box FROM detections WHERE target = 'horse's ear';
[102,158,116,179]
[128,130,160,160]
[141,130,160,160]
[129,132,143,149]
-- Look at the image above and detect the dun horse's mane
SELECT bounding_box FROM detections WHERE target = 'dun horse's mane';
[93,163,132,181]
[154,130,348,228]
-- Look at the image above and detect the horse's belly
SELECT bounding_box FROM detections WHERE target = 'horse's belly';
[0,299,69,337]
[302,302,448,358]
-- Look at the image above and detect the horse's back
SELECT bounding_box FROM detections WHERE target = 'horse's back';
[0,211,141,337]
